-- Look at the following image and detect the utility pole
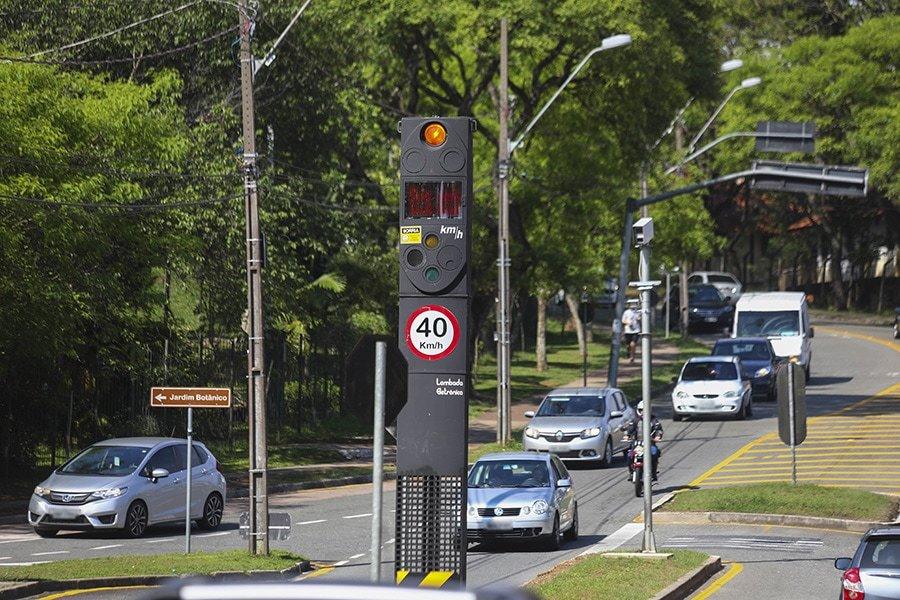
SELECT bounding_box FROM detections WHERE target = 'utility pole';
[496,17,511,445]
[238,0,269,556]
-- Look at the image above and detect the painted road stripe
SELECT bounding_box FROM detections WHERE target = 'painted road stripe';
[333,560,349,566]
[32,550,69,556]
[350,553,365,559]
[146,538,175,544]
[298,519,327,525]
[195,531,230,538]
[385,538,395,544]
[0,561,50,566]
[40,585,151,600]
[580,523,643,556]
[692,562,744,600]
[816,326,900,353]
[0,537,38,545]
[343,513,372,519]
[90,544,122,550]
[0,557,10,561]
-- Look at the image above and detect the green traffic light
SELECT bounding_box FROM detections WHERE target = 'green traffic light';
[424,267,440,283]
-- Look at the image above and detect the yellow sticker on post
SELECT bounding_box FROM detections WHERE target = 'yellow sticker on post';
[400,226,422,244]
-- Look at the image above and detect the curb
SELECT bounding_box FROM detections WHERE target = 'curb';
[649,510,882,533]
[651,555,722,600]
[0,561,311,600]
[230,472,396,499]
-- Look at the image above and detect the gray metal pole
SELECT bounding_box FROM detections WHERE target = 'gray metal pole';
[664,272,671,339]
[639,245,657,553]
[238,0,269,555]
[185,407,192,554]
[679,262,689,337]
[496,18,511,445]
[607,206,634,388]
[370,342,386,582]
[788,363,797,485]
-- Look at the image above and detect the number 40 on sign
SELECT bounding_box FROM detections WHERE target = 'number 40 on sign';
[405,305,460,361]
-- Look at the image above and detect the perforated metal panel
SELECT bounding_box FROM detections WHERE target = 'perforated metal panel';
[396,474,466,578]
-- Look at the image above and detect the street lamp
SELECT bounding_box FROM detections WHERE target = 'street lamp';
[687,76,762,153]
[495,29,631,443]
[720,59,744,73]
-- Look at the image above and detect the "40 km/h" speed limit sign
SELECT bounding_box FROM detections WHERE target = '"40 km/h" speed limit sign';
[405,304,460,361]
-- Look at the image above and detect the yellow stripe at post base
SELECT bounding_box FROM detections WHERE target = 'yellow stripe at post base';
[396,569,457,587]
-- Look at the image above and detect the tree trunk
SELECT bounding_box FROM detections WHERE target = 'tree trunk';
[536,294,548,372]
[564,294,586,356]
[829,234,848,310]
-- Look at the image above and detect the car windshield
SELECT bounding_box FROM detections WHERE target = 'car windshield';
[689,286,722,303]
[708,274,736,284]
[713,342,770,361]
[681,362,738,381]
[861,538,900,568]
[58,445,150,476]
[737,310,800,337]
[536,395,605,417]
[468,460,550,488]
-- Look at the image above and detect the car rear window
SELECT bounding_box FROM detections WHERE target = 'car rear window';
[708,275,737,284]
[192,445,208,465]
[861,537,900,568]
[682,362,738,381]
[713,342,770,360]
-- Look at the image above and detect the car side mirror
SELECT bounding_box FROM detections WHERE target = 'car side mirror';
[150,468,169,482]
[671,376,678,383]
[524,411,535,418]
[834,557,851,570]
[609,410,623,418]
[556,478,571,488]
[809,326,815,338]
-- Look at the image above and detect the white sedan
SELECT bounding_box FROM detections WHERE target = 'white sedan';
[671,356,752,421]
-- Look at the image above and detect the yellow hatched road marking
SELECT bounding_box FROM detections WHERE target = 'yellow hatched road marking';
[42,587,152,600]
[691,562,743,600]
[707,465,900,473]
[727,459,900,466]
[816,326,900,353]
[706,473,900,482]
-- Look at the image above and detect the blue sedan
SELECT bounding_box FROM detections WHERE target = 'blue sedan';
[711,337,783,401]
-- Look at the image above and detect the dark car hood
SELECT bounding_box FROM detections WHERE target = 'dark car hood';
[691,300,730,309]
[739,358,772,376]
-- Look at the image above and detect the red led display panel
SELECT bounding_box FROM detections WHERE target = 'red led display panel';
[404,181,462,219]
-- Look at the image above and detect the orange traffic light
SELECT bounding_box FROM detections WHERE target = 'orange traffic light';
[422,122,447,147]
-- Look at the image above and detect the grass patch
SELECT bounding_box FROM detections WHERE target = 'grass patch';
[469,433,523,463]
[664,483,898,521]
[0,550,304,582]
[208,441,346,473]
[620,335,709,401]
[529,550,709,600]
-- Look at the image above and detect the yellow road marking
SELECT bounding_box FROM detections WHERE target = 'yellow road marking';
[817,325,900,353]
[691,562,743,599]
[689,434,776,487]
[300,564,336,580]
[420,571,455,587]
[706,474,900,482]
[42,586,152,600]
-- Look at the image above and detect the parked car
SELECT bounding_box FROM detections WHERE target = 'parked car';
[711,337,783,401]
[28,437,226,538]
[733,292,813,382]
[834,524,900,600]
[688,271,742,301]
[671,356,753,421]
[522,387,635,466]
[467,452,577,549]
[668,284,734,333]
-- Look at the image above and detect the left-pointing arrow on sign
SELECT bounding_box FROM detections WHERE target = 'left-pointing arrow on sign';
[154,394,166,401]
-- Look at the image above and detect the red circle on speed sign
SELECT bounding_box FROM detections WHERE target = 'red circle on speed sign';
[405,305,460,361]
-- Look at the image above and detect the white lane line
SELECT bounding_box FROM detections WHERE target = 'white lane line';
[342,513,372,519]
[580,523,644,556]
[333,560,348,566]
[298,519,327,525]
[0,561,50,566]
[384,538,394,545]
[146,538,175,544]
[0,537,39,545]
[349,553,365,559]
[31,550,69,556]
[0,557,11,561]
[195,531,230,538]
[91,544,123,550]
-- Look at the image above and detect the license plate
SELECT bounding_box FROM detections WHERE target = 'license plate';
[48,506,81,519]
[705,317,718,322]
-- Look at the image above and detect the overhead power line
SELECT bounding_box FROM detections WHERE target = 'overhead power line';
[23,0,207,59]
[0,192,243,211]
[0,154,240,181]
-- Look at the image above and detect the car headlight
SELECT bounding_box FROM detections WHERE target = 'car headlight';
[33,486,50,498]
[524,427,539,439]
[755,367,771,377]
[723,391,740,398]
[675,390,688,399]
[90,487,127,500]
[531,500,549,515]
[789,355,800,364]
[580,427,601,439]
[691,308,699,313]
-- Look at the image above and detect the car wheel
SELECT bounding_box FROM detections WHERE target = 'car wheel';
[805,364,810,383]
[34,528,58,538]
[745,397,753,418]
[544,514,562,551]
[197,493,224,530]
[123,500,148,538]
[673,413,683,422]
[564,505,579,542]
[601,438,614,468]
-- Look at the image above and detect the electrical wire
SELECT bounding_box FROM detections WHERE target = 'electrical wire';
[0,192,243,211]
[0,155,240,181]
[0,27,237,66]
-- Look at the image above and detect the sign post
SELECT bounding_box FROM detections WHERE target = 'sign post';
[149,387,231,553]
[396,117,474,587]
[777,364,807,483]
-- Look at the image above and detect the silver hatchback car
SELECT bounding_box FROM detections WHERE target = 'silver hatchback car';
[467,452,577,549]
[522,387,635,465]
[28,437,227,538]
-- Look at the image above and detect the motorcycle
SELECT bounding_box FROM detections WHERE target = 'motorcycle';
[623,435,661,498]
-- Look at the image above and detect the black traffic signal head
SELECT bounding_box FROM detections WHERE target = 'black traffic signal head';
[399,117,474,298]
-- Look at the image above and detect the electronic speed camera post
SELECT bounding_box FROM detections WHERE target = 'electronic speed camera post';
[396,117,474,587]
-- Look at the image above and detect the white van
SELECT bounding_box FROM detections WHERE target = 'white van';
[732,292,813,381]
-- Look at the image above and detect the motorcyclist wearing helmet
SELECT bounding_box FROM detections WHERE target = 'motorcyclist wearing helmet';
[622,400,663,481]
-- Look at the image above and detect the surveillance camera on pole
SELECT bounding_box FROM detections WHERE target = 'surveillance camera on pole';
[632,217,654,246]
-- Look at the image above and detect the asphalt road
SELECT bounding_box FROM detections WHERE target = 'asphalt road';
[1,323,895,599]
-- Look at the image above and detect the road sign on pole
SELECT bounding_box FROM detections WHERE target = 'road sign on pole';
[751,160,868,197]
[755,121,816,154]
[777,363,807,484]
[396,116,474,587]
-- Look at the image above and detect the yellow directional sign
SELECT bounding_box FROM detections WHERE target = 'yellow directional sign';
[150,387,231,408]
